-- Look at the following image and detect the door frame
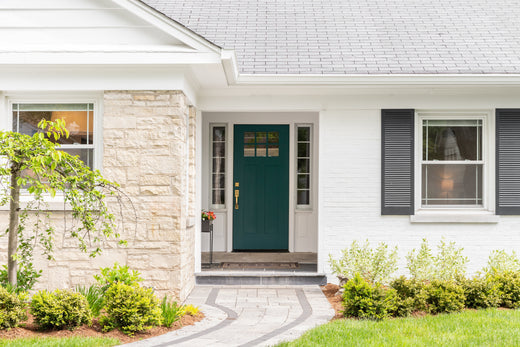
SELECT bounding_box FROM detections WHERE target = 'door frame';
[201,112,319,254]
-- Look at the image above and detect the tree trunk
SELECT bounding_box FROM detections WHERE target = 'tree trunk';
[8,168,20,287]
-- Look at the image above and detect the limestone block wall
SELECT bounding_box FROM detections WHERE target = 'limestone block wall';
[0,90,197,301]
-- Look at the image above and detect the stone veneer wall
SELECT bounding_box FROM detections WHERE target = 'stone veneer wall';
[0,90,197,301]
[101,90,197,300]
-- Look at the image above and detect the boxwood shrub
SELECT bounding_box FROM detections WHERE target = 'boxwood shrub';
[30,289,91,330]
[100,282,162,336]
[0,286,27,329]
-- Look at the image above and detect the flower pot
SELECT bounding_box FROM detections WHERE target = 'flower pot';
[201,219,213,232]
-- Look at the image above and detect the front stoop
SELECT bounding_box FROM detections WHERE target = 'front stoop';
[195,271,327,285]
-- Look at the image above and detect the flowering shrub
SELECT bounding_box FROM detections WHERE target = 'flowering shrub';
[201,210,216,221]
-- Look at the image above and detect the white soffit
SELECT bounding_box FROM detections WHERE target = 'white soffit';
[0,0,220,63]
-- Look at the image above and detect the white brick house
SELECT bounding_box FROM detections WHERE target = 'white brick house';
[1,0,520,299]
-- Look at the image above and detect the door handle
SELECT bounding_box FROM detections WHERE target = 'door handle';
[234,189,239,209]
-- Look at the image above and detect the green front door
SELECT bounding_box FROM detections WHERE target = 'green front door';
[233,125,289,250]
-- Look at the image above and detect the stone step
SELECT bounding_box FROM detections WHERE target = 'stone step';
[195,271,327,285]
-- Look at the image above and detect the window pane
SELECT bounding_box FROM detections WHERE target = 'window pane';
[212,190,225,205]
[15,109,93,145]
[297,190,310,205]
[60,148,94,170]
[422,164,482,205]
[256,144,266,157]
[244,132,255,143]
[213,142,225,157]
[298,127,310,142]
[268,132,279,143]
[298,174,310,189]
[244,144,255,157]
[298,159,310,173]
[212,158,225,173]
[212,173,225,189]
[268,145,279,157]
[423,120,482,161]
[298,143,309,157]
[213,127,225,141]
[256,132,266,143]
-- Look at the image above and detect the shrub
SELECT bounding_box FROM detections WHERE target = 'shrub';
[390,276,425,316]
[94,263,142,294]
[160,296,184,328]
[490,271,520,308]
[329,240,398,284]
[417,280,465,314]
[407,239,468,281]
[342,273,398,320]
[461,276,501,309]
[76,285,104,318]
[100,282,161,336]
[483,250,520,276]
[0,286,28,329]
[30,289,92,330]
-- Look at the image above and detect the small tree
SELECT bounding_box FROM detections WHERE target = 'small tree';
[0,119,126,288]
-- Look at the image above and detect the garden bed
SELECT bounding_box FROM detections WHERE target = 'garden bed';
[0,311,204,344]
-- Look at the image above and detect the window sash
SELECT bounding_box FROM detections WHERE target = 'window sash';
[420,116,485,208]
[296,125,311,207]
[210,125,226,208]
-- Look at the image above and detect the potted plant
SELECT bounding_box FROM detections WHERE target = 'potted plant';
[201,210,216,232]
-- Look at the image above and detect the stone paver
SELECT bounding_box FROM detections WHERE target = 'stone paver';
[124,285,334,347]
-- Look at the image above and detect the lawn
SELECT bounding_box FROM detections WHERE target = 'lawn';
[0,337,120,347]
[278,308,520,346]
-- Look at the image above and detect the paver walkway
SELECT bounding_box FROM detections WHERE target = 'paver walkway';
[125,285,334,346]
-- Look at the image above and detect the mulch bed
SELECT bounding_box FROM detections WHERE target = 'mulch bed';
[320,283,344,320]
[0,311,204,344]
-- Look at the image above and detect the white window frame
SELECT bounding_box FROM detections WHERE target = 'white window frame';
[414,110,494,215]
[1,93,103,208]
[295,123,312,209]
[210,123,227,210]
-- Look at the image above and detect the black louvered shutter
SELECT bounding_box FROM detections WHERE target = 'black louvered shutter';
[381,109,415,215]
[496,109,520,215]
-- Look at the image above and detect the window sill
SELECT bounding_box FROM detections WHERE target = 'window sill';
[410,210,499,224]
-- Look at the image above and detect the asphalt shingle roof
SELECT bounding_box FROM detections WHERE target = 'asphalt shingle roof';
[142,0,520,75]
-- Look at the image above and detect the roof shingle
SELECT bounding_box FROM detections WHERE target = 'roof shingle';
[142,0,520,75]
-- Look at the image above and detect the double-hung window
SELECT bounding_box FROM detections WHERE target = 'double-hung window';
[421,118,483,207]
[12,103,95,169]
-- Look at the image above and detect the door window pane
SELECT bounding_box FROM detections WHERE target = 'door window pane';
[268,145,279,157]
[256,145,266,157]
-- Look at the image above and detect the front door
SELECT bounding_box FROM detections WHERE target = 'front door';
[233,125,289,250]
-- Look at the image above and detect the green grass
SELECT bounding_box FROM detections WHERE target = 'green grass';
[278,309,520,346]
[0,336,120,347]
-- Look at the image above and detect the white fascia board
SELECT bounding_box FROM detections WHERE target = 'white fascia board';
[233,74,520,86]
[0,52,221,65]
[112,0,221,54]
